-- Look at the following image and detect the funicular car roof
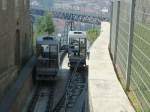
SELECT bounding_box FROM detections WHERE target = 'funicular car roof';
[36,36,59,45]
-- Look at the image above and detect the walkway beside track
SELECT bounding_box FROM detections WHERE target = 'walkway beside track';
[88,22,135,112]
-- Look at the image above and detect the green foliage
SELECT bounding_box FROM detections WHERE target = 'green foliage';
[32,13,55,48]
[36,12,55,35]
[87,28,100,43]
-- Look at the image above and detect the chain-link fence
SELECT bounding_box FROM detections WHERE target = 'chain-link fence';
[110,0,150,111]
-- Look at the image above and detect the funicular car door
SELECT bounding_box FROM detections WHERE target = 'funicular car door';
[69,37,80,56]
[48,44,59,69]
[79,38,87,57]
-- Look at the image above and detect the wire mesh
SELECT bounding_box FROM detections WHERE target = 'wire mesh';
[116,0,131,78]
[131,0,150,111]
[110,0,150,111]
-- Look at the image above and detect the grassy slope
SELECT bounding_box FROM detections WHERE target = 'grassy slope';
[87,28,100,44]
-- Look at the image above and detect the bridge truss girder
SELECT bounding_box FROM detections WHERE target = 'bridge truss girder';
[31,8,102,25]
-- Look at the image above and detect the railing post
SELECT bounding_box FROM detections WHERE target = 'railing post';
[126,0,136,91]
[109,1,114,51]
[113,0,120,64]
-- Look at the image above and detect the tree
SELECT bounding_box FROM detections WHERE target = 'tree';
[36,12,55,35]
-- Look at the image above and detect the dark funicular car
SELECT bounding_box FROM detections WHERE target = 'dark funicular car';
[34,36,60,81]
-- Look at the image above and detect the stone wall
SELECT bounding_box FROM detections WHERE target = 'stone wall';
[0,0,33,100]
[11,75,33,112]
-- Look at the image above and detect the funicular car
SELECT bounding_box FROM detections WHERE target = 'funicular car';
[34,36,60,81]
[68,31,87,70]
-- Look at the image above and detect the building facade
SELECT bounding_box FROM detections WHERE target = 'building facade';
[0,0,33,100]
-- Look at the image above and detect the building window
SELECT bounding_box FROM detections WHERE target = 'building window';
[2,0,7,10]
[15,0,19,18]
[15,0,19,8]
[24,0,26,7]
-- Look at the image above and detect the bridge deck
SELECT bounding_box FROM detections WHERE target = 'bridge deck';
[88,22,135,112]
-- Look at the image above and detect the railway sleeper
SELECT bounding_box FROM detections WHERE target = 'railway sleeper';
[66,103,74,108]
[69,96,77,101]
[68,83,84,89]
[69,89,82,93]
[76,85,85,89]
[71,87,84,92]
[68,91,80,96]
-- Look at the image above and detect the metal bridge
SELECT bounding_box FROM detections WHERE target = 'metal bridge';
[31,8,102,25]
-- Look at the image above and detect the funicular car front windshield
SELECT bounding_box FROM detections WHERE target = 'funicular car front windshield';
[69,37,86,57]
[79,38,86,57]
[37,44,58,68]
[41,45,57,53]
[40,45,57,58]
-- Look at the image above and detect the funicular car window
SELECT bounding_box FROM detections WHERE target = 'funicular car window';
[37,45,58,68]
[50,45,57,53]
[79,38,86,56]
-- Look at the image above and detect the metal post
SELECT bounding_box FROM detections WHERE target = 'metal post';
[70,5,74,31]
[113,1,120,64]
[126,0,136,91]
[70,21,74,31]
[109,1,114,51]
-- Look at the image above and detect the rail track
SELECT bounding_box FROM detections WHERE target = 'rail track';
[65,72,86,112]
[28,82,55,112]
[53,68,87,112]
[28,59,87,112]
[27,51,67,112]
[28,73,86,112]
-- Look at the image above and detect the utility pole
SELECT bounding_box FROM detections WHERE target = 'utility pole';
[113,1,120,64]
[70,4,74,31]
[126,0,136,91]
